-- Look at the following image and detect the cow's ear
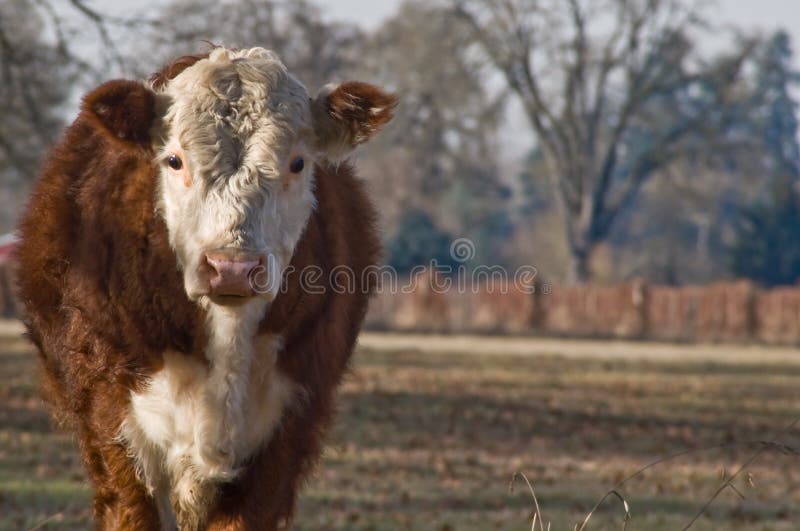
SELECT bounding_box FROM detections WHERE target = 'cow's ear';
[82,80,157,147]
[311,81,398,161]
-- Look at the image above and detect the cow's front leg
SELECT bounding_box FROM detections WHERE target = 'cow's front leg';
[78,429,161,530]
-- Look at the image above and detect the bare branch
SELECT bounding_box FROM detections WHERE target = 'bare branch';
[68,0,127,72]
[451,0,757,281]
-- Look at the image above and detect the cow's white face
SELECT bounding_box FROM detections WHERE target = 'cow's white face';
[144,47,395,308]
[81,47,394,308]
[153,48,314,306]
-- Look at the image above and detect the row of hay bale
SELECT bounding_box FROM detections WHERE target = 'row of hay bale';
[2,251,800,343]
[366,271,536,334]
[365,272,800,345]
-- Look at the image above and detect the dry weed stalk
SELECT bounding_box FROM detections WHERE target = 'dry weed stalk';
[512,415,799,530]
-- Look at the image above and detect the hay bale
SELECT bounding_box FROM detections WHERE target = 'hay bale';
[644,281,757,343]
[364,290,398,330]
[693,281,756,343]
[541,282,645,339]
[465,282,534,334]
[645,285,701,342]
[390,269,451,333]
[755,287,800,345]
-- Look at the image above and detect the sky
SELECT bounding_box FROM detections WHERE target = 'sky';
[714,0,800,45]
[106,1,800,44]
[321,0,800,49]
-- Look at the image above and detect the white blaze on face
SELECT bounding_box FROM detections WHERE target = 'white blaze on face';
[153,47,316,304]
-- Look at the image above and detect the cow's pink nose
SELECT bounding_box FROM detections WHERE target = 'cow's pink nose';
[204,250,263,299]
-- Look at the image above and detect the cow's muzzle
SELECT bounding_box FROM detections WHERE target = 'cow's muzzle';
[203,248,264,304]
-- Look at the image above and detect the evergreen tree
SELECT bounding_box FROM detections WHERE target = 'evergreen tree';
[386,209,459,274]
[753,31,800,184]
[730,31,800,286]
[731,179,800,286]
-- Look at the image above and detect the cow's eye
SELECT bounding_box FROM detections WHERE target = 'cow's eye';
[167,154,183,170]
[289,156,304,174]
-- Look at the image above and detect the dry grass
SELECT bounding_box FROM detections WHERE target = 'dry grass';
[1,325,799,530]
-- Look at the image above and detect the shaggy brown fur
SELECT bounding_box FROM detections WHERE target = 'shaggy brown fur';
[15,54,386,529]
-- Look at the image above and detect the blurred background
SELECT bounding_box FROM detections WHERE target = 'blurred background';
[1,0,799,286]
[2,0,800,280]
[1,1,800,530]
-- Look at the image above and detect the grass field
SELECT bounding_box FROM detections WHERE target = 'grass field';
[1,325,799,530]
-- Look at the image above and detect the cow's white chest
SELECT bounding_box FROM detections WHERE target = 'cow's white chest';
[120,303,295,525]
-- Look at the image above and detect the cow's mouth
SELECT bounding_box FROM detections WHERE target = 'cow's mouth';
[208,293,252,307]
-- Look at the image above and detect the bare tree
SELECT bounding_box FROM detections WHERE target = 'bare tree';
[453,0,754,282]
[0,0,72,230]
[357,1,510,264]
[0,0,146,231]
[137,0,365,90]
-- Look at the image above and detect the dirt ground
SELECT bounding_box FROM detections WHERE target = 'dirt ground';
[1,322,799,530]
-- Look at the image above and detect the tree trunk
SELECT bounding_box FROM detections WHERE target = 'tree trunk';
[566,244,591,284]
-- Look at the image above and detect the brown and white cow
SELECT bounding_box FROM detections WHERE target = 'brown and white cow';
[15,47,396,530]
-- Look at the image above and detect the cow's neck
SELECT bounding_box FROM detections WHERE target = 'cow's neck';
[200,300,268,463]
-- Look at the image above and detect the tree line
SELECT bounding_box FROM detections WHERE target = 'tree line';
[2,0,799,286]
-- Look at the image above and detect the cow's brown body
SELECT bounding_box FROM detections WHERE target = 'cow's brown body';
[15,54,382,529]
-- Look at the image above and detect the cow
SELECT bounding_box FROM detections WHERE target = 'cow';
[14,47,396,530]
